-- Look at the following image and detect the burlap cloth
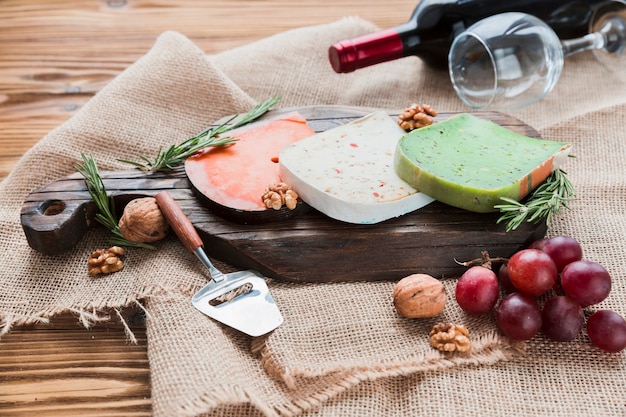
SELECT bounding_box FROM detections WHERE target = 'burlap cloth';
[1,17,625,416]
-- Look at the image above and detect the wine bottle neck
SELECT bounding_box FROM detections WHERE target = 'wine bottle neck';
[329,28,405,73]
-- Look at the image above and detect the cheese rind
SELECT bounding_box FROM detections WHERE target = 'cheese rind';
[279,111,434,224]
[394,113,571,213]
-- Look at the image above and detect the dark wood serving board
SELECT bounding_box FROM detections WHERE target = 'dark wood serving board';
[20,106,547,282]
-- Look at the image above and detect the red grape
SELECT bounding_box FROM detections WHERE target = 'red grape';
[561,260,611,307]
[455,266,499,315]
[497,263,516,294]
[586,310,626,353]
[495,292,542,341]
[541,296,584,342]
[507,249,558,296]
[529,239,547,250]
[531,236,583,272]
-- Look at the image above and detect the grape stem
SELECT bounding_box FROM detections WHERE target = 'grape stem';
[455,251,508,269]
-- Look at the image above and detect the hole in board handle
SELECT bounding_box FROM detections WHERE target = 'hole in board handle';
[40,200,66,216]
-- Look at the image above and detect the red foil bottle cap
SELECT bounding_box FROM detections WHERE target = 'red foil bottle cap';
[328,28,404,73]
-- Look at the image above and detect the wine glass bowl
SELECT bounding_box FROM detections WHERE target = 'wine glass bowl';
[448,12,564,111]
[449,2,626,111]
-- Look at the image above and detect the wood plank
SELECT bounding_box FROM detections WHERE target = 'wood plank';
[0,0,416,180]
[0,310,151,416]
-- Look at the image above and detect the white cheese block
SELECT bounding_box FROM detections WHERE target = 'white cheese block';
[279,111,434,224]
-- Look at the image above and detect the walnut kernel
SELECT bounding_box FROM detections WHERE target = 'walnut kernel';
[429,322,471,353]
[262,183,299,210]
[88,246,125,276]
[397,103,437,131]
[118,197,169,243]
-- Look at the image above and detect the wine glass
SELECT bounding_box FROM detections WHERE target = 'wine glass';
[448,5,626,111]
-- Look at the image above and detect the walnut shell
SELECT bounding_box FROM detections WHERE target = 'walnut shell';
[393,273,446,318]
[118,197,169,243]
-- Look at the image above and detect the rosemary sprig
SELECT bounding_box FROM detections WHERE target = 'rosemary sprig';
[494,168,576,232]
[76,153,156,250]
[118,96,281,172]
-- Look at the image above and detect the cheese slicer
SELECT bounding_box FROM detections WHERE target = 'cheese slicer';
[154,191,283,337]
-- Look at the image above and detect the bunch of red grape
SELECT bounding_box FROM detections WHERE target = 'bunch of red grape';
[455,235,626,353]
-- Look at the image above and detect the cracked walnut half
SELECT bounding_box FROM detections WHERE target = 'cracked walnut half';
[429,322,471,353]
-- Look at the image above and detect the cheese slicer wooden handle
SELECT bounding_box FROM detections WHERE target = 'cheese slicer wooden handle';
[155,191,203,253]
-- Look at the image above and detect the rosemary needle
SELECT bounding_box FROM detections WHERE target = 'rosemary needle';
[76,153,156,250]
[494,168,576,232]
[118,96,281,172]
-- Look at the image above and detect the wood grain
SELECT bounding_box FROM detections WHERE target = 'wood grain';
[0,1,416,415]
[0,310,151,416]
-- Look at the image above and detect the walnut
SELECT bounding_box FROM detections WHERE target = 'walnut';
[397,103,438,131]
[429,322,471,353]
[393,274,446,318]
[262,182,299,210]
[118,197,169,243]
[88,246,125,276]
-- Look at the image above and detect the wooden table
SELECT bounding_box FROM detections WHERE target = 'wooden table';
[0,1,415,415]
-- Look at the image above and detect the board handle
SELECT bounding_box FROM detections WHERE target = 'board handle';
[155,191,203,253]
[20,169,187,255]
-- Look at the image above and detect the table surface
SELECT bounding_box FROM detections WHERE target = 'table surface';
[0,1,415,415]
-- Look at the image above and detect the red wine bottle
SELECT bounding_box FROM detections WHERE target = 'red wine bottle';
[329,0,618,72]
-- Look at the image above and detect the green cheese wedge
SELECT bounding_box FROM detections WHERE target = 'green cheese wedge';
[394,113,571,213]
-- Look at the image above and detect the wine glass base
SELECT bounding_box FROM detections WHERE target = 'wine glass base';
[590,2,626,71]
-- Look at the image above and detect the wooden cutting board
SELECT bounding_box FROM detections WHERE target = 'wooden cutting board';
[20,106,547,282]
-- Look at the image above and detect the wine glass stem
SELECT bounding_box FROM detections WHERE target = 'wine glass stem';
[561,15,626,58]
[561,33,606,57]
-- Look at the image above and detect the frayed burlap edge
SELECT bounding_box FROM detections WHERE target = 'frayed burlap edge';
[243,331,526,417]
[0,278,200,344]
[0,301,145,343]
